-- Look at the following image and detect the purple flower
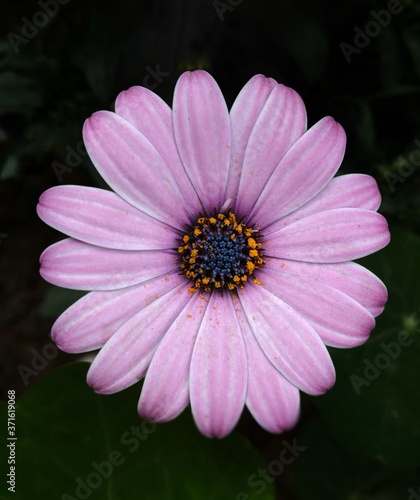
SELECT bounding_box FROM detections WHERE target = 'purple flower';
[37,71,390,438]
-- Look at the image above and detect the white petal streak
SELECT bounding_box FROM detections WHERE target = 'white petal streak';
[37,185,176,250]
[190,293,247,438]
[225,74,277,202]
[87,282,192,394]
[40,238,176,291]
[115,86,202,215]
[265,208,390,263]
[83,111,188,228]
[260,268,375,348]
[235,84,307,216]
[266,173,382,233]
[235,301,300,433]
[173,70,231,211]
[239,284,335,395]
[264,259,387,317]
[51,273,186,353]
[139,292,207,422]
[250,117,346,227]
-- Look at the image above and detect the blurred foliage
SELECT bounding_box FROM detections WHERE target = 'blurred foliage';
[37,285,86,317]
[313,227,420,466]
[0,362,274,500]
[290,417,420,500]
[1,0,419,208]
[1,0,420,499]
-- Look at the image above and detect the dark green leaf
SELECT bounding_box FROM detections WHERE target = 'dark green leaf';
[290,417,420,499]
[37,286,86,318]
[0,71,43,115]
[313,227,420,467]
[0,363,274,500]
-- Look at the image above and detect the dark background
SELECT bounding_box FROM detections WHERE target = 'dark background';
[1,1,420,499]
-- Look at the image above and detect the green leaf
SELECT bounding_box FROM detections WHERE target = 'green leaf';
[0,71,43,116]
[37,285,86,318]
[70,11,120,102]
[0,155,19,180]
[289,417,420,500]
[0,363,274,500]
[313,227,420,467]
[278,13,328,83]
[401,14,420,80]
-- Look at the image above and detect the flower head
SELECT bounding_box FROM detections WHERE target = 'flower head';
[37,70,390,437]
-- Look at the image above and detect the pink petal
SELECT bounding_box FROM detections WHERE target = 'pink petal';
[249,117,346,227]
[173,70,231,211]
[40,238,176,290]
[224,75,278,202]
[265,259,387,317]
[87,282,191,394]
[51,273,185,353]
[265,208,390,263]
[115,86,202,216]
[235,301,300,433]
[83,111,189,228]
[266,174,382,233]
[37,186,177,250]
[239,284,335,395]
[260,268,375,347]
[138,292,206,422]
[189,293,247,438]
[235,83,307,216]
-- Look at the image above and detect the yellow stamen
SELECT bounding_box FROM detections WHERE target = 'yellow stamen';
[248,237,257,248]
[246,262,255,273]
[178,211,264,293]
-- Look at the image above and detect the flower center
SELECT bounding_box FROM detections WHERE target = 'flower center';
[178,212,264,293]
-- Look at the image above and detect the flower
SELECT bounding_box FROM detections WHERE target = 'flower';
[37,70,390,438]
